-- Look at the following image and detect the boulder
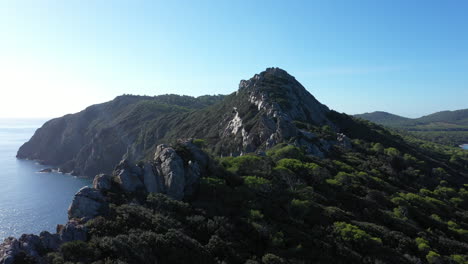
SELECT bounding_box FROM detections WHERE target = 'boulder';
[154,145,186,200]
[68,186,108,220]
[58,220,87,243]
[114,159,144,192]
[92,173,112,191]
[39,231,60,251]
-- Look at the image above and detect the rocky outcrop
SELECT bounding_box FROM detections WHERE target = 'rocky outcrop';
[0,231,64,264]
[113,160,144,192]
[92,173,112,190]
[153,144,186,200]
[68,186,109,220]
[108,139,207,200]
[57,220,87,243]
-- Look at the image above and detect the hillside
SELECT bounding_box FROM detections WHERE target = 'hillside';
[4,68,468,264]
[355,110,468,146]
[353,111,410,126]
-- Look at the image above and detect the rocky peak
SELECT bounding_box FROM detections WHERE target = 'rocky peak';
[238,67,330,125]
[217,67,340,156]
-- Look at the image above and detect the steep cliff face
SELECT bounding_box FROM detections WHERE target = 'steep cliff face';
[17,95,222,176]
[17,68,346,177]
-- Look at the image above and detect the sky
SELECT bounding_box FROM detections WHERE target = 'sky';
[0,0,467,118]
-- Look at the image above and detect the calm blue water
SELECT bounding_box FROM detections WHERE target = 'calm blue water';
[0,119,90,239]
[462,144,468,150]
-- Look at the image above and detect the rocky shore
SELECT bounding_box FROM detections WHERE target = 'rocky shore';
[0,139,210,264]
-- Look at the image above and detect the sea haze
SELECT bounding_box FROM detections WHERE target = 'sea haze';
[0,119,90,239]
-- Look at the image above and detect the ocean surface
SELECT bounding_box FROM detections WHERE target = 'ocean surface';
[0,119,90,240]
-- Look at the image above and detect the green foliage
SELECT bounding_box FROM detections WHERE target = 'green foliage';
[371,143,384,153]
[262,253,285,264]
[60,240,94,262]
[426,251,441,264]
[451,254,468,264]
[221,155,271,177]
[243,176,272,192]
[333,222,381,244]
[266,144,304,161]
[384,147,401,157]
[415,237,431,252]
[192,138,206,148]
[289,199,311,219]
[249,209,264,221]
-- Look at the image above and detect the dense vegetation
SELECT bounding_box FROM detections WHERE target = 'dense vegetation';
[45,117,468,264]
[355,109,468,147]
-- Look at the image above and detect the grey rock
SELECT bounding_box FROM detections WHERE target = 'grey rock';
[39,231,60,251]
[58,220,87,243]
[0,232,57,264]
[143,163,164,193]
[154,145,186,200]
[93,173,112,191]
[68,186,108,220]
[18,234,41,257]
[114,159,144,192]
[0,238,19,264]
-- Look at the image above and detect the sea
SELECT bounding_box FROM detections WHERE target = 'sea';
[0,119,90,240]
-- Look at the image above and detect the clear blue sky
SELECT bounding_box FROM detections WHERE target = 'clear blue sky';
[0,0,467,118]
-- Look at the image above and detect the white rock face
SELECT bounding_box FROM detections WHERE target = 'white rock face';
[225,107,243,136]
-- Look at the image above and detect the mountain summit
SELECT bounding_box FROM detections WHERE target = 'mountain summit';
[17,68,346,176]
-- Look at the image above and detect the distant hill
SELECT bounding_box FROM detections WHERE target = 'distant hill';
[354,111,410,126]
[355,109,468,146]
[417,109,468,127]
[356,109,468,130]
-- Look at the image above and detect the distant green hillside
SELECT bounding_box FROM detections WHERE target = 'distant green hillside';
[354,111,410,126]
[355,109,468,146]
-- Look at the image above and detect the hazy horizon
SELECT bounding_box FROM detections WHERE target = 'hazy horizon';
[1,0,467,119]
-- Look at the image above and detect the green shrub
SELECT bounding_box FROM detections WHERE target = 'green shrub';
[221,155,271,176]
[426,251,441,264]
[262,253,285,264]
[415,237,430,252]
[290,199,311,219]
[451,254,468,264]
[243,176,272,192]
[192,138,206,148]
[249,209,264,220]
[333,222,381,244]
[266,144,304,161]
[60,240,94,262]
